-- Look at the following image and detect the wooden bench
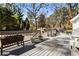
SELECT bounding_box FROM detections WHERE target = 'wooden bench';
[0,35,24,55]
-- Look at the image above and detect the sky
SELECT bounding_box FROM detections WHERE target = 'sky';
[0,3,66,20]
[19,3,54,20]
[16,3,66,20]
[0,3,68,21]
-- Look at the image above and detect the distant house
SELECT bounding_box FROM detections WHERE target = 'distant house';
[70,14,79,48]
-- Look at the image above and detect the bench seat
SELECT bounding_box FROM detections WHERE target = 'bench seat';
[0,35,24,55]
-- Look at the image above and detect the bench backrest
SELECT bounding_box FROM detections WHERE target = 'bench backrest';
[1,35,24,45]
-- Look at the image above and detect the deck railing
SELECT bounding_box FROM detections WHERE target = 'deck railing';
[47,28,59,37]
[0,30,41,41]
[30,30,41,43]
[0,31,31,35]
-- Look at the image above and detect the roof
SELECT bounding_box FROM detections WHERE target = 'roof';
[70,14,79,23]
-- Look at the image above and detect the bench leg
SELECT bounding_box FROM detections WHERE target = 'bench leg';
[71,46,72,49]
[21,41,22,45]
[1,47,3,55]
[17,42,19,46]
[22,41,24,47]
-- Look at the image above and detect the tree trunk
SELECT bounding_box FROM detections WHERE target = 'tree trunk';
[68,4,72,19]
[35,18,38,30]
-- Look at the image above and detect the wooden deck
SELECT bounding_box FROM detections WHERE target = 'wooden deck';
[20,36,71,56]
[0,33,72,56]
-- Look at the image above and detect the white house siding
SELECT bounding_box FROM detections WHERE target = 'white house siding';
[73,20,79,30]
[71,16,79,37]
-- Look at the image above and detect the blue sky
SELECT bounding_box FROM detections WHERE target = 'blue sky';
[16,3,66,20]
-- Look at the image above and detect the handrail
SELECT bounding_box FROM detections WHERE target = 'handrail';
[0,30,34,40]
[0,30,31,35]
[32,31,39,38]
[0,30,43,43]
[31,30,41,39]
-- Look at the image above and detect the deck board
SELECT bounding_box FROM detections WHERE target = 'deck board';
[0,33,72,56]
[20,36,71,56]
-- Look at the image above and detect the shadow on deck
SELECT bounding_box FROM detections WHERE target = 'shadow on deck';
[1,41,36,56]
[1,39,48,56]
[36,37,71,56]
[0,35,71,56]
[9,45,35,56]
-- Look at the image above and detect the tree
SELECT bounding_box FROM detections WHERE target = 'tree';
[46,3,79,30]
[67,3,73,19]
[38,14,46,28]
[5,3,24,30]
[46,5,69,29]
[0,3,24,31]
[6,3,24,30]
[65,3,79,29]
[66,3,79,19]
[17,7,24,30]
[0,6,18,30]
[19,3,46,30]
[24,17,30,30]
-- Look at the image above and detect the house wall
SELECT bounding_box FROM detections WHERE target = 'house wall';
[73,20,79,30]
[72,19,79,36]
